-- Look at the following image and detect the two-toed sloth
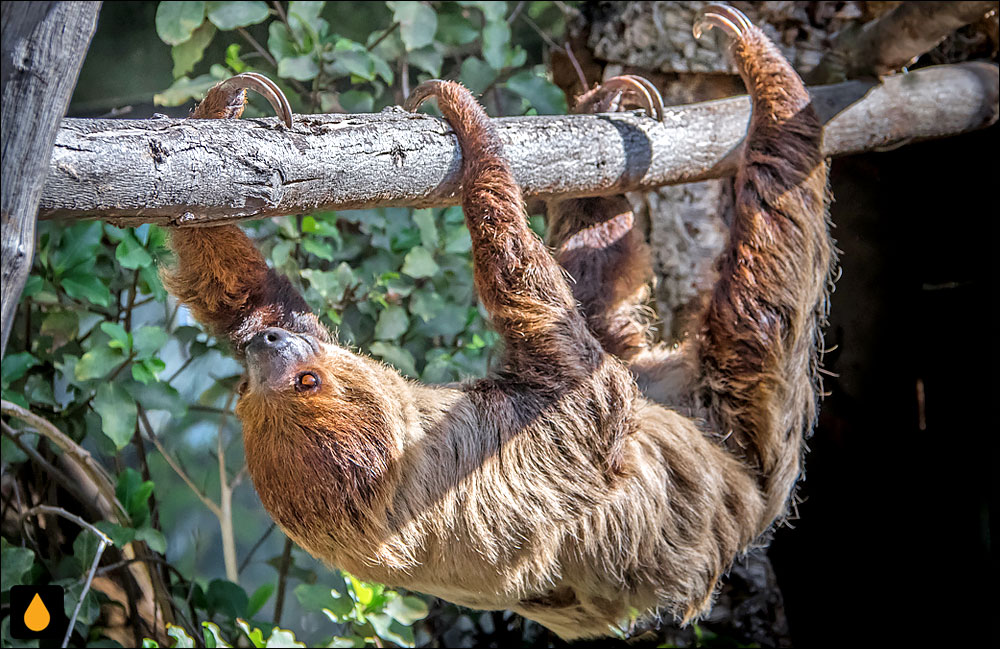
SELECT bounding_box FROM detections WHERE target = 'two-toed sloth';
[163,5,834,639]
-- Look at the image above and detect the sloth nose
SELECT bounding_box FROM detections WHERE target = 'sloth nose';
[252,327,292,349]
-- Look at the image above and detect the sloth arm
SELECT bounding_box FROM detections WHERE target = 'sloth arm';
[161,75,328,356]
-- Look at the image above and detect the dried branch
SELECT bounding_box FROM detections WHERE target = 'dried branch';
[37,63,998,227]
[807,2,998,84]
[1,2,101,357]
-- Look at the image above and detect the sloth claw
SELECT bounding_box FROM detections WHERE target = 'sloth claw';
[577,74,664,121]
[200,72,293,127]
[693,3,755,40]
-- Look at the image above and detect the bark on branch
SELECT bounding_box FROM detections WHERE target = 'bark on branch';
[807,2,998,84]
[1,1,101,357]
[39,62,999,227]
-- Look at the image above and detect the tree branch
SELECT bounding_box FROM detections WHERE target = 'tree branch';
[1,1,101,357]
[807,2,998,84]
[37,62,998,227]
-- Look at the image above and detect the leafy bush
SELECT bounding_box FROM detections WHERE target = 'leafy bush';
[2,2,572,647]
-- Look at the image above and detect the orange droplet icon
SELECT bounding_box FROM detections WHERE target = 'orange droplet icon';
[24,593,51,632]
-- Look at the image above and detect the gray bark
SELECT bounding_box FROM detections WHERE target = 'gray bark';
[1,1,101,358]
[807,1,999,84]
[38,62,999,226]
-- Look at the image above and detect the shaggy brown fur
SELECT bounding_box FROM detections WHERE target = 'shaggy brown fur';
[162,6,834,640]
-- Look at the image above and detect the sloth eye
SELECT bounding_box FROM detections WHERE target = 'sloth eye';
[295,371,321,392]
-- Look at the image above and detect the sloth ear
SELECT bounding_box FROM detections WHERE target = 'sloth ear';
[238,379,249,397]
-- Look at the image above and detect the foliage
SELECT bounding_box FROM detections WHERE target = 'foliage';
[1,2,573,647]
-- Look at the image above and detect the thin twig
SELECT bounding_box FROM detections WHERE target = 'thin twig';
[217,390,240,583]
[239,522,277,574]
[518,12,564,52]
[273,537,293,625]
[507,1,526,24]
[21,505,111,648]
[237,26,278,68]
[139,409,221,517]
[1,422,98,515]
[367,22,399,51]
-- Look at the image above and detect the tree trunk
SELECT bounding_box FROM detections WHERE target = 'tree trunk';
[0,1,101,357]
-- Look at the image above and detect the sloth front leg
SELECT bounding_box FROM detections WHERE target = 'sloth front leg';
[405,81,608,380]
[546,76,664,361]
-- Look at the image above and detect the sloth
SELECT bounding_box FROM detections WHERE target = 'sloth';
[163,4,834,640]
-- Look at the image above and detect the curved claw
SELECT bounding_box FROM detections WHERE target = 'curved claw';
[693,3,754,40]
[577,75,664,121]
[217,72,293,127]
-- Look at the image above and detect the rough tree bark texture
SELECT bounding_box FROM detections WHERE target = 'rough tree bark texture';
[36,62,998,227]
[0,1,101,358]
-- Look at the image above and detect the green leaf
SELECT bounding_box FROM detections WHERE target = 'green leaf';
[61,272,111,307]
[412,209,438,250]
[386,594,429,624]
[294,583,340,612]
[134,326,169,360]
[458,57,497,95]
[167,624,196,648]
[458,0,508,22]
[302,237,335,261]
[101,322,132,353]
[225,42,247,73]
[409,289,445,322]
[156,1,206,45]
[40,309,79,340]
[444,223,472,253]
[76,346,125,381]
[135,526,167,554]
[206,1,270,30]
[94,521,138,548]
[202,621,231,648]
[332,46,375,80]
[369,613,415,647]
[368,342,417,377]
[265,628,306,648]
[72,528,100,573]
[154,74,218,107]
[172,21,217,78]
[375,304,409,340]
[237,619,266,649]
[407,45,443,77]
[143,638,161,648]
[388,1,437,51]
[0,538,35,591]
[247,583,275,617]
[1,351,39,385]
[278,53,319,81]
[401,246,439,278]
[208,579,249,619]
[482,20,511,70]
[437,13,479,45]
[53,221,103,275]
[94,383,137,450]
[123,379,187,415]
[268,22,297,61]
[288,1,325,25]
[506,70,568,115]
[132,358,167,384]
[339,89,374,113]
[116,468,155,526]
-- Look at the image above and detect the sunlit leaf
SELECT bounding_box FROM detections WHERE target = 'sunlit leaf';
[401,246,439,278]
[375,304,409,340]
[278,53,320,81]
[156,1,206,45]
[482,20,511,70]
[368,342,417,377]
[205,1,270,30]
[172,21,217,78]
[388,1,437,51]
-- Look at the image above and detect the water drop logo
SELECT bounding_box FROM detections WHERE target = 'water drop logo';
[24,593,51,631]
[9,585,66,639]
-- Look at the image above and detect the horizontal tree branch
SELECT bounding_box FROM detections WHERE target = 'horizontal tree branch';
[807,2,998,84]
[39,62,998,226]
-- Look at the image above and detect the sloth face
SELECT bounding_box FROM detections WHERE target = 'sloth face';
[243,327,325,395]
